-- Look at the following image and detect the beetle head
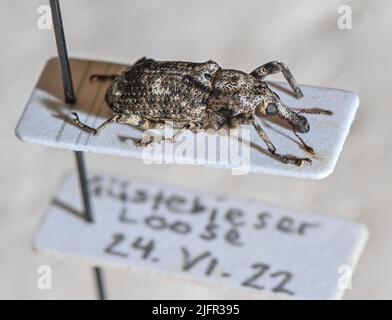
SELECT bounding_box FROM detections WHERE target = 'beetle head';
[258,91,310,133]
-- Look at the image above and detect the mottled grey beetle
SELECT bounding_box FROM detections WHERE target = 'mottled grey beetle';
[72,57,332,166]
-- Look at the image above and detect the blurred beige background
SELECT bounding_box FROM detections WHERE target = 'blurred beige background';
[0,0,391,299]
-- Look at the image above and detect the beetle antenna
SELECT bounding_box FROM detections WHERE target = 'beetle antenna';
[295,108,333,116]
[293,128,314,154]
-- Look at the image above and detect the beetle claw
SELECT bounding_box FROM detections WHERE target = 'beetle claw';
[271,151,312,166]
[294,157,312,166]
[288,156,312,166]
[294,87,304,99]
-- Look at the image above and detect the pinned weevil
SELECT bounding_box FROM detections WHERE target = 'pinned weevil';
[72,58,332,166]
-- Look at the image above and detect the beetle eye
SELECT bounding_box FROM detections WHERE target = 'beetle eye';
[266,103,278,116]
[204,73,212,80]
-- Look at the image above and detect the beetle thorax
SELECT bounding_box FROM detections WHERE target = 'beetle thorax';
[208,69,266,116]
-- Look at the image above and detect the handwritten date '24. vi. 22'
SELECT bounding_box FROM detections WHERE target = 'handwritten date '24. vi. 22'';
[88,174,322,296]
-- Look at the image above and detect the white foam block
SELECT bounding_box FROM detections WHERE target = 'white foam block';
[34,172,367,299]
[16,58,359,179]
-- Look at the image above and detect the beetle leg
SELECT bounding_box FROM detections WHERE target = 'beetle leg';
[251,61,303,98]
[90,74,119,81]
[230,114,253,128]
[118,115,156,130]
[136,126,186,147]
[71,112,120,135]
[252,116,311,166]
[162,127,186,143]
[121,113,186,147]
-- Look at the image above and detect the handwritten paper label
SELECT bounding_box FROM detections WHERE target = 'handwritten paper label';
[34,173,367,299]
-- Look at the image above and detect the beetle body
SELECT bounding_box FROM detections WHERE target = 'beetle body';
[105,58,274,131]
[72,58,332,166]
